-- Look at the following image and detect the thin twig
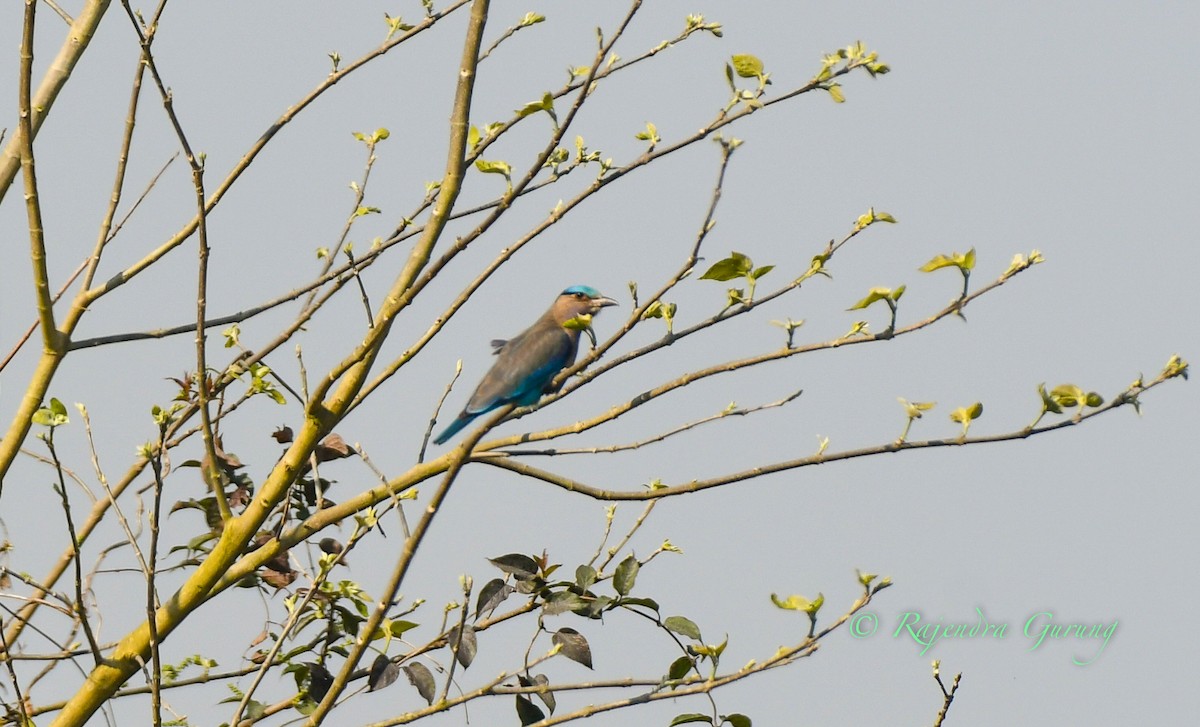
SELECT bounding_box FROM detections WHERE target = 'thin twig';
[43,432,104,667]
[932,667,962,727]
[477,12,540,61]
[42,0,73,23]
[124,0,231,523]
[80,408,148,573]
[0,608,30,725]
[599,501,657,572]
[439,584,473,703]
[420,360,462,463]
[503,390,803,456]
[585,507,616,570]
[303,134,383,314]
[145,424,169,727]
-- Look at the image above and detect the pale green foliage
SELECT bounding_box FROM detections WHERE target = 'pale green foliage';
[949,401,984,438]
[847,285,905,311]
[853,206,897,231]
[700,251,774,306]
[31,397,69,428]
[771,592,824,615]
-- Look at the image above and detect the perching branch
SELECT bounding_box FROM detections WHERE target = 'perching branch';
[477,361,1184,500]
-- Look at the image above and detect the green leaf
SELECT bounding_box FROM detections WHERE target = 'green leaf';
[949,402,984,423]
[516,92,555,120]
[613,555,639,596]
[826,83,845,103]
[618,596,660,611]
[519,673,556,715]
[388,619,418,637]
[731,54,764,79]
[552,628,593,668]
[700,252,753,281]
[575,565,597,592]
[919,248,975,273]
[690,634,729,658]
[1163,354,1189,380]
[384,13,414,39]
[898,398,936,418]
[1049,384,1085,407]
[670,713,712,726]
[749,265,774,281]
[725,715,752,727]
[667,655,693,680]
[543,591,586,616]
[448,623,477,668]
[634,121,660,145]
[847,287,900,311]
[489,553,539,580]
[1038,384,1063,414]
[962,247,977,270]
[516,695,546,726]
[474,158,512,177]
[367,654,400,692]
[32,398,69,428]
[641,300,677,329]
[402,663,436,704]
[664,615,702,640]
[574,594,614,618]
[853,207,896,231]
[222,323,240,348]
[770,592,824,614]
[561,314,595,333]
[475,578,512,618]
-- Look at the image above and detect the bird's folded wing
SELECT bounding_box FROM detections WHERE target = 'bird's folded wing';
[465,327,574,413]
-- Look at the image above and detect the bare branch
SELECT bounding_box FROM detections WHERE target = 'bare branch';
[504,389,803,456]
[479,365,1181,500]
[931,666,963,727]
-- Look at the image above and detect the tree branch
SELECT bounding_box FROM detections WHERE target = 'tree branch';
[0,0,113,205]
[478,364,1182,500]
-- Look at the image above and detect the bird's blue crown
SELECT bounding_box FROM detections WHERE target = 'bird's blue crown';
[561,285,602,298]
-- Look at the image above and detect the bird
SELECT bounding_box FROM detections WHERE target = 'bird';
[433,285,618,445]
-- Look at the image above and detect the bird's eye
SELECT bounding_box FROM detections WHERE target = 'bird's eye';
[574,292,584,299]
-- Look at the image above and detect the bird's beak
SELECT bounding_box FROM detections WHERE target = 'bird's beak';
[593,296,618,311]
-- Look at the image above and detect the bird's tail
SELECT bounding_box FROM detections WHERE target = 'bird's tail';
[432,413,474,445]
